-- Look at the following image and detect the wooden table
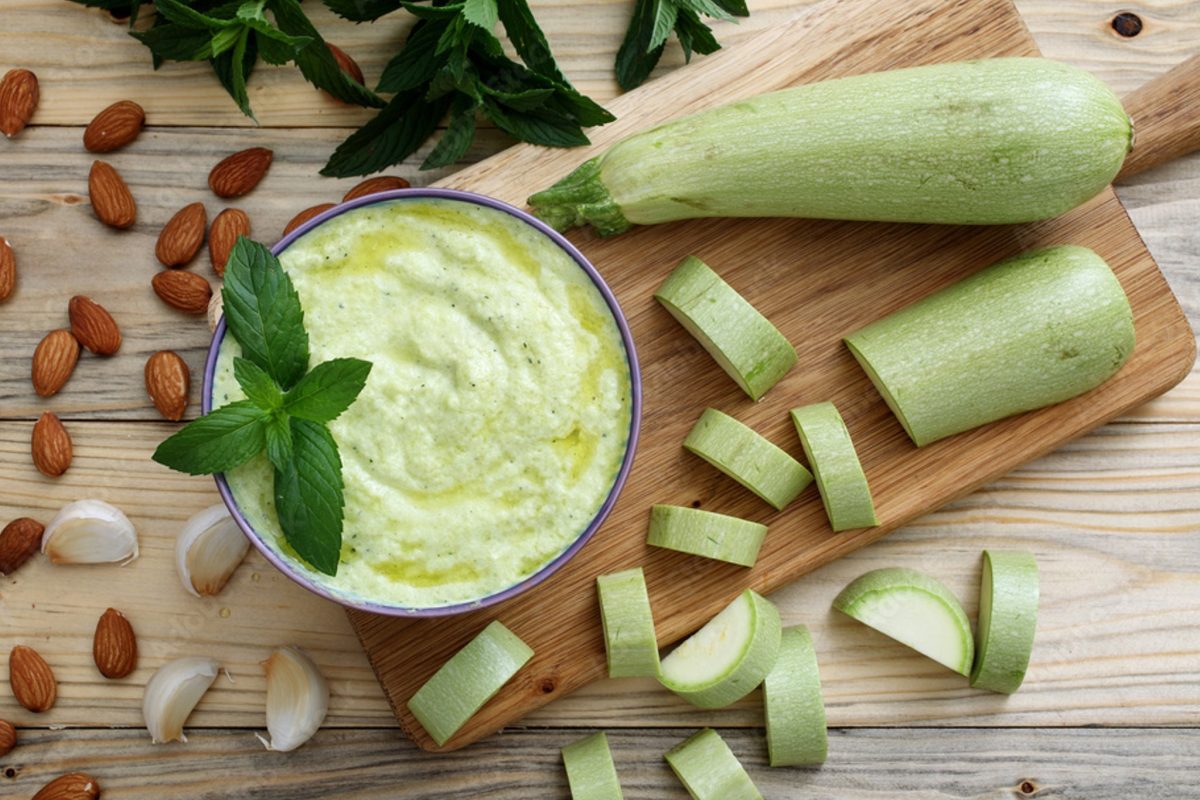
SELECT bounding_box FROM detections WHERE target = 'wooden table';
[1,1,1197,796]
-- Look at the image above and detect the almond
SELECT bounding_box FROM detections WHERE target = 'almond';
[83,99,145,153]
[68,295,122,356]
[144,351,190,421]
[0,68,39,138]
[283,203,336,238]
[32,412,72,478]
[209,147,272,199]
[156,202,207,267]
[208,207,250,277]
[88,160,137,229]
[93,608,138,679]
[152,270,212,315]
[9,645,56,713]
[0,517,44,576]
[0,235,14,302]
[343,175,410,203]
[0,719,14,757]
[32,772,101,800]
[328,43,365,86]
[32,329,81,397]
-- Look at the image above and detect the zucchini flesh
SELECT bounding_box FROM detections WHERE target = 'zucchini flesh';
[528,58,1131,236]
[845,245,1134,447]
[970,550,1039,694]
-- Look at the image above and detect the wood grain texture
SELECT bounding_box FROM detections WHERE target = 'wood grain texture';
[2,727,1198,799]
[1119,54,1200,179]
[333,0,1195,750]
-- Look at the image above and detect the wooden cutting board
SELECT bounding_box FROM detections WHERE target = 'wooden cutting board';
[348,0,1196,751]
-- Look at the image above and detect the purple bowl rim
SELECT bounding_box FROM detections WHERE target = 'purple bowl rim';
[204,187,642,618]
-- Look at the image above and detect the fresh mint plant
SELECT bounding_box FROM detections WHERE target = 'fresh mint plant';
[615,0,748,91]
[152,237,372,577]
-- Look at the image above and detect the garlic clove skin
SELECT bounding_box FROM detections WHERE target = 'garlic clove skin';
[262,646,329,752]
[176,504,249,598]
[42,499,139,565]
[143,656,219,744]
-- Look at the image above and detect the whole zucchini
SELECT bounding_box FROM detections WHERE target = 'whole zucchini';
[528,58,1132,236]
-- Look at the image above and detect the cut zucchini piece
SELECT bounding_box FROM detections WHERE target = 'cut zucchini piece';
[647,505,767,567]
[970,550,1039,694]
[562,731,624,800]
[789,402,877,531]
[683,408,813,510]
[659,589,782,708]
[834,567,974,675]
[664,728,762,800]
[596,567,660,679]
[654,256,797,401]
[407,620,533,746]
[763,625,827,766]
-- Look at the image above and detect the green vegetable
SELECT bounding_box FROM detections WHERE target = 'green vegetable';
[528,57,1131,236]
[683,408,812,510]
[407,620,533,747]
[971,550,1039,694]
[562,731,624,800]
[789,402,877,532]
[596,568,660,679]
[664,728,762,800]
[647,505,767,567]
[834,567,975,676]
[659,589,781,708]
[654,257,796,401]
[152,238,372,576]
[762,626,827,766]
[845,245,1135,447]
[615,0,748,91]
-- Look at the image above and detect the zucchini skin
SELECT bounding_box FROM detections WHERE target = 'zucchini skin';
[844,245,1135,447]
[528,58,1131,236]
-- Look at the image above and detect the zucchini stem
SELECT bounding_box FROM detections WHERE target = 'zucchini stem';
[527,158,631,236]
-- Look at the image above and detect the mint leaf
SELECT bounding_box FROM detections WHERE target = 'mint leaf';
[421,95,479,169]
[152,400,269,475]
[155,0,235,30]
[322,89,451,177]
[222,237,310,390]
[461,0,498,31]
[323,0,403,22]
[616,0,747,90]
[274,418,344,575]
[283,358,373,423]
[234,357,284,411]
[131,24,216,61]
[64,0,144,25]
[265,411,294,471]
[269,0,386,107]
[376,19,447,93]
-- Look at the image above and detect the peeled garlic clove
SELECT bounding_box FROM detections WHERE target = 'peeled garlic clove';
[262,646,328,752]
[143,656,219,744]
[176,504,249,598]
[42,499,139,565]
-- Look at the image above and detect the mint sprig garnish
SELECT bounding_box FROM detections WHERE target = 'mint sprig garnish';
[152,237,372,577]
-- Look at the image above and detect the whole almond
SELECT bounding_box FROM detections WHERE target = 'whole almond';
[0,235,14,302]
[68,296,122,356]
[343,176,410,202]
[83,99,145,153]
[209,147,272,198]
[328,43,365,86]
[156,202,207,267]
[9,645,56,713]
[0,68,39,138]
[33,772,101,800]
[93,608,137,679]
[208,207,250,277]
[152,271,212,315]
[32,412,72,478]
[88,160,137,229]
[0,517,44,576]
[0,719,14,757]
[144,351,190,421]
[283,203,336,238]
[32,329,81,397]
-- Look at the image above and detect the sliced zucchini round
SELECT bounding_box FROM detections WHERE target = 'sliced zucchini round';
[647,505,767,567]
[596,567,660,679]
[763,625,827,766]
[970,550,1039,694]
[684,408,813,510]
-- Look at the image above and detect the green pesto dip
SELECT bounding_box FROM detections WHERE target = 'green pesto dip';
[212,198,633,609]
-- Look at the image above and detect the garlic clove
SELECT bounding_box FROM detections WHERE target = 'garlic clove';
[143,656,219,744]
[42,499,138,565]
[262,646,328,752]
[176,504,249,598]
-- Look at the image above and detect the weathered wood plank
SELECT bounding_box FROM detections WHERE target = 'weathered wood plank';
[1,421,1196,729]
[2,727,1198,798]
[1,1,1197,127]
